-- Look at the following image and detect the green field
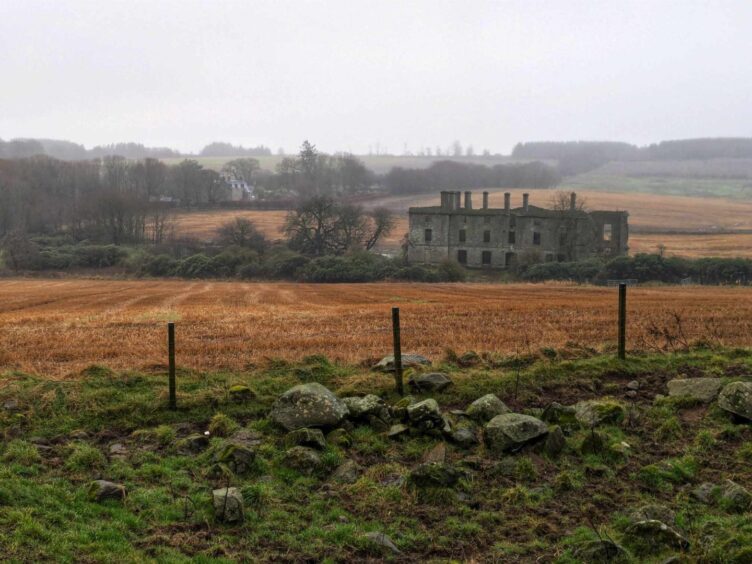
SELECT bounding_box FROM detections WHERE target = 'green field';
[563,173,752,200]
[2,349,751,562]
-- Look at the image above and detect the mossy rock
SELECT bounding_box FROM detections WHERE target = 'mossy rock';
[285,428,326,450]
[408,462,461,488]
[215,442,256,474]
[228,385,255,402]
[87,480,126,502]
[574,399,626,427]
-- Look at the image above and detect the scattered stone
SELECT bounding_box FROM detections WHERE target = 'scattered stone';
[406,398,444,431]
[215,443,256,474]
[408,372,453,393]
[230,429,263,448]
[3,399,19,412]
[574,399,626,427]
[542,425,566,457]
[627,380,640,391]
[408,462,461,488]
[367,414,391,432]
[285,428,326,450]
[283,446,323,475]
[87,480,126,502]
[331,459,362,484]
[458,350,481,367]
[626,390,638,399]
[667,378,723,403]
[573,539,629,563]
[364,531,401,555]
[69,429,89,440]
[540,402,578,427]
[629,504,677,526]
[270,383,349,431]
[379,474,405,488]
[423,442,447,464]
[212,487,244,523]
[373,354,430,372]
[451,428,479,449]
[484,413,548,455]
[691,482,717,505]
[387,424,409,439]
[389,395,415,421]
[228,384,255,402]
[108,443,127,459]
[327,428,352,448]
[718,381,752,420]
[491,458,517,477]
[342,395,389,420]
[177,433,210,454]
[626,520,689,552]
[720,479,752,513]
[466,394,510,423]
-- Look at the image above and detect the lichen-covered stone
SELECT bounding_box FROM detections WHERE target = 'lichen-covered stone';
[285,428,326,450]
[574,399,626,427]
[408,372,453,393]
[406,398,444,432]
[283,446,323,475]
[87,480,126,502]
[625,520,689,553]
[373,354,430,372]
[720,479,752,513]
[718,381,752,420]
[213,487,243,523]
[331,459,362,483]
[667,378,723,403]
[466,394,510,423]
[408,462,461,488]
[229,384,254,403]
[215,442,256,474]
[484,413,548,454]
[629,504,677,526]
[270,383,349,431]
[540,402,578,428]
[176,433,210,454]
[542,425,566,457]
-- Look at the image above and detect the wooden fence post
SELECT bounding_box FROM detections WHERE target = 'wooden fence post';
[391,307,404,396]
[618,283,627,360]
[168,322,177,410]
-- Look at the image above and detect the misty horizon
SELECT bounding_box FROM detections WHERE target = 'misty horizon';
[2,1,751,155]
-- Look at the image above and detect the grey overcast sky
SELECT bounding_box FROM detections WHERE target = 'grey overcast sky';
[1,0,750,154]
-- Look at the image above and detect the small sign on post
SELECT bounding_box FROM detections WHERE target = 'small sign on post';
[168,322,177,410]
[618,283,627,360]
[391,307,404,396]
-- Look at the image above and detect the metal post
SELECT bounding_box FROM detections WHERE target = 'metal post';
[391,307,404,396]
[618,283,627,360]
[168,322,176,409]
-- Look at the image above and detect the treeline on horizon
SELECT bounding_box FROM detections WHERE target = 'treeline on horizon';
[0,138,273,161]
[512,138,752,175]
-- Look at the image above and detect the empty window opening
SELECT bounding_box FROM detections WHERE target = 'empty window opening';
[483,230,491,243]
[533,232,541,245]
[508,231,516,244]
[459,229,466,243]
[457,250,467,264]
[509,216,516,228]
[424,229,432,243]
[603,224,613,242]
[482,251,492,265]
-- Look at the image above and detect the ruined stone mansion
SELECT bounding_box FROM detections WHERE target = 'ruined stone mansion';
[407,191,628,269]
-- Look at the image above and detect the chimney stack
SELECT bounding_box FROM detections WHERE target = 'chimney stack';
[455,191,462,209]
[504,192,511,213]
[482,191,489,209]
[464,191,472,210]
[523,193,529,212]
[570,192,577,211]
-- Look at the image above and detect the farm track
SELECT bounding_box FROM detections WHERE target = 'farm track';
[1,279,752,378]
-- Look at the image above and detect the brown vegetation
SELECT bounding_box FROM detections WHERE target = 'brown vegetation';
[1,279,751,378]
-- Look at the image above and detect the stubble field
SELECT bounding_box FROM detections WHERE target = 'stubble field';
[1,279,752,378]
[173,188,752,257]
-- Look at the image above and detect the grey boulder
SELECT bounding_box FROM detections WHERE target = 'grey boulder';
[408,372,452,393]
[213,487,244,523]
[718,381,752,420]
[373,354,430,372]
[667,378,723,403]
[270,383,349,431]
[466,394,510,423]
[484,413,548,454]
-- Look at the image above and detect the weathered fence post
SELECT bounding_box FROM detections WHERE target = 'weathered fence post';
[618,283,627,360]
[391,307,404,396]
[168,322,177,410]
